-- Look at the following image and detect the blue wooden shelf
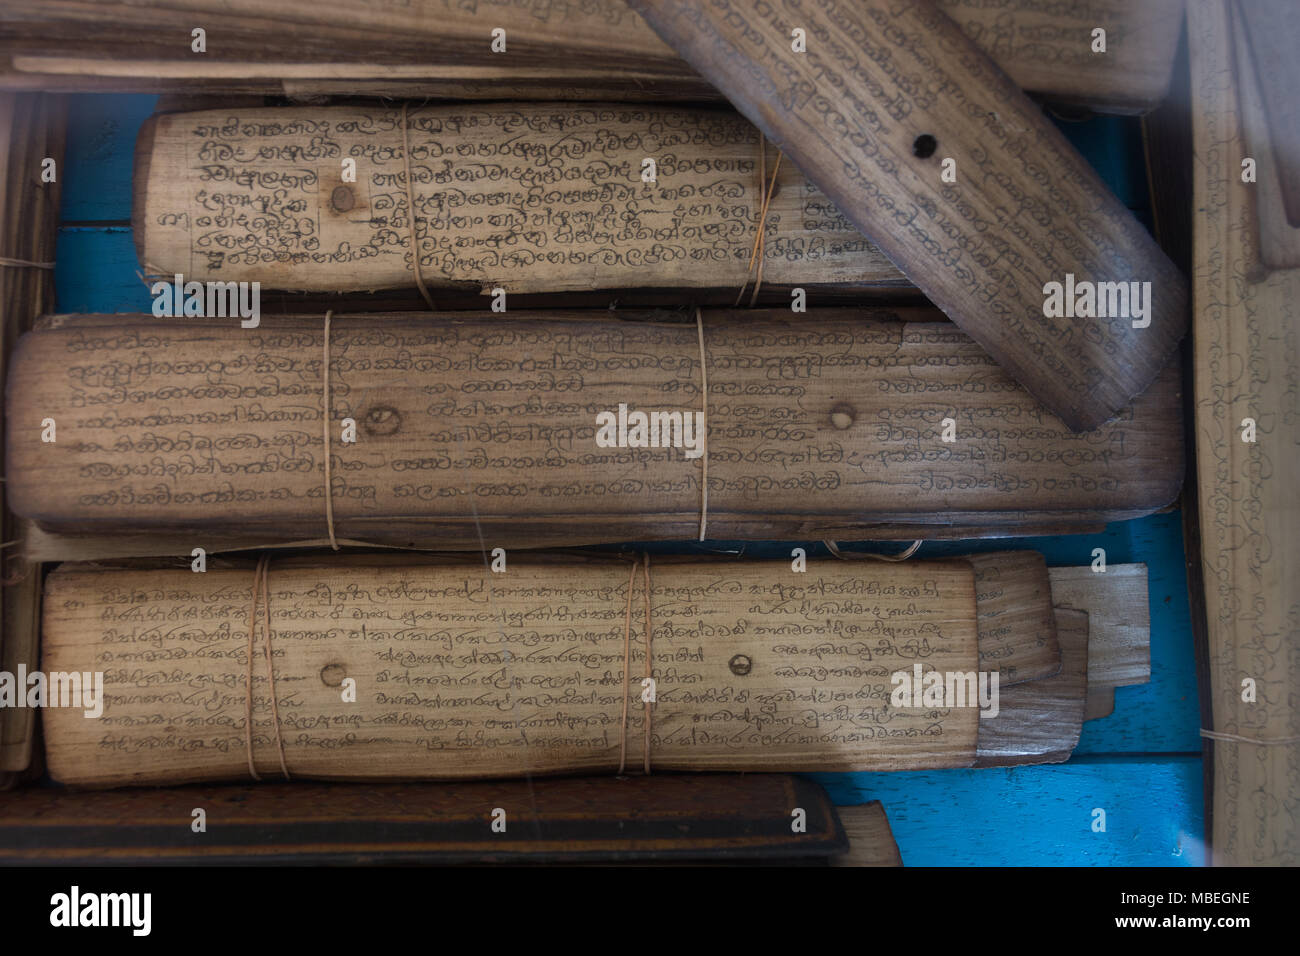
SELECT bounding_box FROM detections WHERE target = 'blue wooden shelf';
[52,93,1202,866]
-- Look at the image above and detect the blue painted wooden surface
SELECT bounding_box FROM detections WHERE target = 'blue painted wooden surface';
[53,94,1202,865]
[812,757,1205,866]
[60,94,157,223]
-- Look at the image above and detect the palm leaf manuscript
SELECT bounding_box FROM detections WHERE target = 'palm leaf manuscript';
[627,0,1187,430]
[134,104,903,294]
[6,311,1183,547]
[42,556,981,786]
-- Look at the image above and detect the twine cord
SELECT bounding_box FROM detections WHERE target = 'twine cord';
[617,557,638,775]
[696,308,709,541]
[400,102,437,312]
[244,560,259,781]
[824,539,924,562]
[0,257,53,269]
[245,554,290,781]
[735,133,783,307]
[616,553,656,775]
[259,557,290,780]
[641,553,653,775]
[321,311,340,551]
[1200,729,1300,746]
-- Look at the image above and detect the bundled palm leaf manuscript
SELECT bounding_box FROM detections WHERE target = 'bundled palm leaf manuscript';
[133,104,904,295]
[6,311,1183,550]
[40,547,1151,788]
[0,0,1208,872]
[134,95,1184,430]
[42,556,986,786]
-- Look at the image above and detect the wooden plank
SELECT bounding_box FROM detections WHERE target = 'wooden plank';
[626,0,1188,431]
[0,775,846,863]
[907,511,1199,755]
[938,0,1184,113]
[1189,0,1300,867]
[1048,564,1151,687]
[814,756,1205,866]
[5,310,1184,550]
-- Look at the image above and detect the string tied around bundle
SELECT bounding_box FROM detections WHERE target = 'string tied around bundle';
[0,256,53,269]
[321,311,340,551]
[824,539,924,562]
[399,102,437,312]
[695,308,710,541]
[735,132,783,307]
[245,554,290,782]
[1199,729,1300,746]
[617,553,654,775]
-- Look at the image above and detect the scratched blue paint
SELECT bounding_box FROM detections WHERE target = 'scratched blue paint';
[53,94,1203,866]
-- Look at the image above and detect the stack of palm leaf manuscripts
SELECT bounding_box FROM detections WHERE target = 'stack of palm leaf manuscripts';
[0,91,63,789]
[0,0,1193,861]
[0,1,1182,111]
